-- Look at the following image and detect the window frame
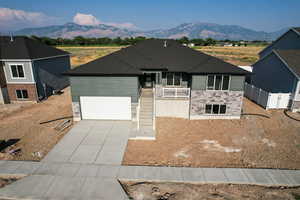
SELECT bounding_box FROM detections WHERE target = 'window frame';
[15,89,29,100]
[9,64,26,79]
[165,72,182,86]
[206,75,231,91]
[204,104,227,115]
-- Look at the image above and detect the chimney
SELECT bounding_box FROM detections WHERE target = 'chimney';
[164,40,167,48]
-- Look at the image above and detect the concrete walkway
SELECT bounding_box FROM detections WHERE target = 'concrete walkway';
[0,120,299,199]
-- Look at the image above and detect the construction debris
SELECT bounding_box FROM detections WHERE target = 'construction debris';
[0,139,20,152]
[54,119,72,132]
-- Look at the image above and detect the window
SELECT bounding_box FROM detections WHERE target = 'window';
[206,75,230,90]
[166,72,181,86]
[205,104,226,114]
[10,65,25,78]
[16,89,28,99]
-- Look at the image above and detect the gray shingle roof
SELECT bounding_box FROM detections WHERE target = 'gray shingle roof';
[0,36,69,60]
[65,39,249,76]
[275,49,300,78]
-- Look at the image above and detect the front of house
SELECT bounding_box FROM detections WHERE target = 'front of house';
[0,36,71,103]
[65,39,248,126]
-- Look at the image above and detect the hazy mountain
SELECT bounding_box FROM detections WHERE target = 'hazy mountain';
[14,22,289,41]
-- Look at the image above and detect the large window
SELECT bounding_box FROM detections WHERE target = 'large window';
[205,104,226,114]
[16,89,28,99]
[10,65,25,78]
[207,75,230,90]
[165,72,181,86]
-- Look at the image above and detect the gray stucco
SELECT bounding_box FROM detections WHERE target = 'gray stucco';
[260,30,300,58]
[252,53,298,93]
[192,75,207,90]
[70,76,139,103]
[190,90,243,118]
[230,76,245,91]
[32,56,70,99]
[3,61,34,83]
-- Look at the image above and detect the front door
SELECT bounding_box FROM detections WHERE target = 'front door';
[144,73,153,88]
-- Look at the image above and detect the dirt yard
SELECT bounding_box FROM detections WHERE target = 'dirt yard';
[0,87,73,161]
[122,181,300,200]
[123,98,300,169]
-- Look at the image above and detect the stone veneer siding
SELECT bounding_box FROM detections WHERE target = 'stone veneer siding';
[7,84,38,103]
[190,90,243,118]
[291,101,300,112]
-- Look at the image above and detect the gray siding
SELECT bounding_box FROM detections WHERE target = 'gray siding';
[33,56,70,98]
[70,76,139,103]
[260,30,300,58]
[230,76,245,91]
[192,75,207,90]
[191,75,245,91]
[252,53,298,93]
[3,61,34,83]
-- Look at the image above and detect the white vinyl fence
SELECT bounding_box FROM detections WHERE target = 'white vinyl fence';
[244,83,291,109]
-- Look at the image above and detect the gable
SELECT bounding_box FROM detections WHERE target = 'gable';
[259,29,300,59]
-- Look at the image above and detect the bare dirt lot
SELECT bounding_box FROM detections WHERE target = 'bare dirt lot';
[0,87,73,161]
[123,98,300,169]
[122,181,300,200]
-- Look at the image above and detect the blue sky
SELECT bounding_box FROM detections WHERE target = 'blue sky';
[0,0,300,31]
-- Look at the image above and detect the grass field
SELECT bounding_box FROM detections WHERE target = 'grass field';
[58,45,265,67]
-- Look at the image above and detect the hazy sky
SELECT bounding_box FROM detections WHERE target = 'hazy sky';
[1,0,299,31]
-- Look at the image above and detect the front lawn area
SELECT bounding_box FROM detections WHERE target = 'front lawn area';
[123,98,300,169]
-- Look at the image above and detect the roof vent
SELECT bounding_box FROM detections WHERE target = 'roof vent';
[164,40,167,48]
[10,33,14,42]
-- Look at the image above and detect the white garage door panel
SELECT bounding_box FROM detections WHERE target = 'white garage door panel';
[80,96,131,120]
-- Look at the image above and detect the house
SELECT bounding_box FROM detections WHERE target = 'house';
[251,28,300,112]
[0,36,71,103]
[259,27,300,59]
[64,39,249,127]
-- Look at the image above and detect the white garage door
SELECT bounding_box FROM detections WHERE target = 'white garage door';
[80,96,131,120]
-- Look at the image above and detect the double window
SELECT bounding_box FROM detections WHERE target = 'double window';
[16,89,28,99]
[10,65,25,79]
[165,72,181,86]
[205,104,226,114]
[207,75,230,90]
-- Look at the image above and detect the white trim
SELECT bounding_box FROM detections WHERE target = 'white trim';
[206,75,230,91]
[165,72,182,86]
[15,89,29,100]
[8,63,26,80]
[0,54,70,62]
[29,61,35,82]
[204,104,227,115]
[6,82,35,84]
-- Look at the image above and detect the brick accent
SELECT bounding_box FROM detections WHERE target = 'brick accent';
[7,84,38,102]
[190,90,243,118]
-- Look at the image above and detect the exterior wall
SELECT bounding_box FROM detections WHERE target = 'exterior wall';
[190,75,244,119]
[33,56,70,99]
[155,98,190,119]
[0,62,7,87]
[70,76,139,121]
[6,83,38,103]
[260,30,300,58]
[294,81,300,101]
[190,90,243,119]
[3,61,34,83]
[252,53,298,93]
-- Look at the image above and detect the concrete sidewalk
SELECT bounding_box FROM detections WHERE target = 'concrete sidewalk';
[0,120,299,199]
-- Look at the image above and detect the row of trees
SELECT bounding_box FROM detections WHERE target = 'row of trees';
[29,35,267,47]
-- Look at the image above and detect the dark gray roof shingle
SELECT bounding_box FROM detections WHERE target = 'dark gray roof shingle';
[275,49,300,78]
[0,36,69,60]
[65,39,249,76]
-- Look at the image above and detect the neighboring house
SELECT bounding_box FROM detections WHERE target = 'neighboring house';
[259,27,300,59]
[0,36,71,103]
[65,39,248,126]
[251,27,300,112]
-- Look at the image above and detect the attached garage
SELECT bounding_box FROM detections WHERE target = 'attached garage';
[80,96,132,120]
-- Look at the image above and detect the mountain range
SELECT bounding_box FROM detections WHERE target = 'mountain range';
[14,22,288,41]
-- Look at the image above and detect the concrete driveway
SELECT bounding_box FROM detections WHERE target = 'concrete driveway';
[43,120,132,165]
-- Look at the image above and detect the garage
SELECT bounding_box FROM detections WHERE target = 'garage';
[80,96,132,120]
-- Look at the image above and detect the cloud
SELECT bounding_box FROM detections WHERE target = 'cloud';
[0,7,57,31]
[73,12,137,29]
[73,13,101,26]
